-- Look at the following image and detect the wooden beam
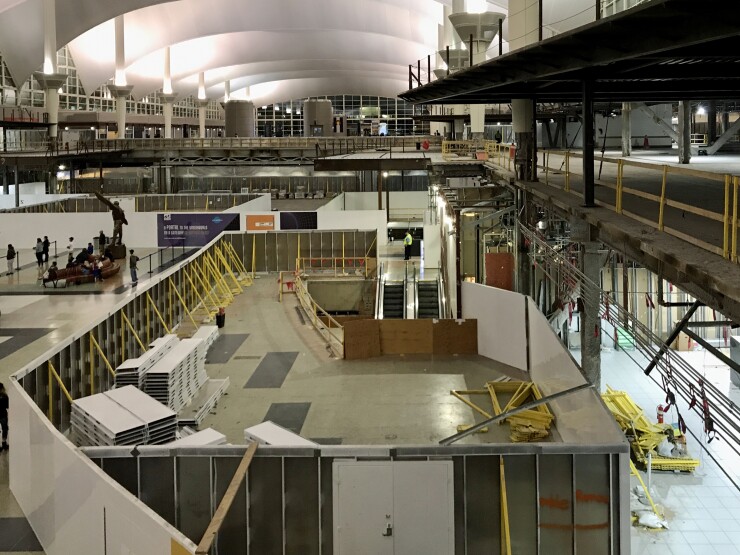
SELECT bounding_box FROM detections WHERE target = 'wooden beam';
[195,442,258,554]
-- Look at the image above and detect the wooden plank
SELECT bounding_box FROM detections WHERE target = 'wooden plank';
[195,443,258,555]
[433,319,478,355]
[379,319,433,354]
[343,319,381,359]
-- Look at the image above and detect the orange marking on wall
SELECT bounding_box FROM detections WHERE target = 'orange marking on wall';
[539,496,569,510]
[576,489,609,504]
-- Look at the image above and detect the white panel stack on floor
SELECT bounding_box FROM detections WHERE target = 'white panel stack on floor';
[71,386,177,447]
[244,421,319,447]
[166,427,227,447]
[144,338,205,412]
[114,335,179,389]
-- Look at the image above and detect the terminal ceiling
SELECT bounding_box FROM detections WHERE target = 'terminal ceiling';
[0,0,599,106]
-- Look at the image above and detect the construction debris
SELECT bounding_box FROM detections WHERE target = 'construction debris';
[451,380,554,442]
[602,387,700,472]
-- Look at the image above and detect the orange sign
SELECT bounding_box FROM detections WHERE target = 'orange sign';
[246,214,275,231]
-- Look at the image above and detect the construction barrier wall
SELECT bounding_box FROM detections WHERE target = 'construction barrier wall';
[343,319,478,359]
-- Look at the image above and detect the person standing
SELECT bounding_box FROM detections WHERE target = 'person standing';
[129,249,139,285]
[5,244,15,276]
[94,192,128,245]
[0,383,8,451]
[35,238,44,272]
[97,230,107,255]
[66,237,74,259]
[42,235,50,263]
[403,230,413,261]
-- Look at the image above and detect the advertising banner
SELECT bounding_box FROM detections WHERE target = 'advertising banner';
[246,214,275,231]
[279,211,318,230]
[157,213,240,247]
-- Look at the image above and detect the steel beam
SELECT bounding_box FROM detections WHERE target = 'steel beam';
[644,300,702,376]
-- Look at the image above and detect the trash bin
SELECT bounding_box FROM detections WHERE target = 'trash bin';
[216,307,226,328]
[416,142,421,150]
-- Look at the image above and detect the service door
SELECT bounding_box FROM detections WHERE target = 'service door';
[333,461,454,555]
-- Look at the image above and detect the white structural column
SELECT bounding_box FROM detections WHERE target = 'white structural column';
[161,47,177,139]
[621,102,632,156]
[108,16,133,139]
[223,80,231,103]
[197,72,207,138]
[509,0,540,180]
[34,0,66,142]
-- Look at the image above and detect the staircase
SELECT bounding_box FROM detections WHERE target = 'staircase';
[382,283,405,319]
[417,281,440,319]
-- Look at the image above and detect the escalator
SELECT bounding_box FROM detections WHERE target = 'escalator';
[382,282,406,319]
[415,278,441,319]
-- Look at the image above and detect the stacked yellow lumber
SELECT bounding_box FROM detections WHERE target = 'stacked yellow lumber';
[450,380,554,442]
[602,387,700,472]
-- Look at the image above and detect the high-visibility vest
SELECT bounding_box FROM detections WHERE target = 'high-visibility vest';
[404,234,412,246]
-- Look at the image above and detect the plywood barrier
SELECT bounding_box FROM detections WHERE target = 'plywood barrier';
[343,319,478,359]
[344,319,381,359]
[433,319,478,355]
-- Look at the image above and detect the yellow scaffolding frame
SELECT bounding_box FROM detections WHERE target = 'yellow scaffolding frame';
[169,277,198,329]
[188,264,221,314]
[121,311,147,352]
[146,292,172,337]
[203,252,234,304]
[223,240,251,280]
[89,332,116,397]
[184,266,219,316]
[48,361,73,420]
[500,458,512,555]
[214,245,243,294]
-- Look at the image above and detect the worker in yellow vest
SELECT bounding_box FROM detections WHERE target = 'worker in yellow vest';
[403,231,413,261]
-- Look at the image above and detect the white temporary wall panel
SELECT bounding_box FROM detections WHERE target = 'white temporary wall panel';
[461,282,528,371]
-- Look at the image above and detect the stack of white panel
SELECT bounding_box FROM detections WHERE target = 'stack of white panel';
[192,326,219,383]
[144,338,204,412]
[166,428,227,447]
[114,335,178,389]
[71,386,176,447]
[177,377,230,427]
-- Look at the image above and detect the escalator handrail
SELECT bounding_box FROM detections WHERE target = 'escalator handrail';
[413,265,419,319]
[376,262,384,319]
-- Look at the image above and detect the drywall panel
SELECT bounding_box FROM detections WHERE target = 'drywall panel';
[0,192,86,209]
[461,282,527,371]
[423,224,441,269]
[224,194,272,214]
[9,381,195,555]
[527,298,625,446]
[316,210,386,246]
[343,319,381,360]
[316,193,345,211]
[344,192,428,212]
[432,320,477,355]
[379,320,433,354]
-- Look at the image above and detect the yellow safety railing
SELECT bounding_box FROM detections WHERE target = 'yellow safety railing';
[484,141,514,172]
[293,275,344,358]
[442,140,478,158]
[486,149,740,264]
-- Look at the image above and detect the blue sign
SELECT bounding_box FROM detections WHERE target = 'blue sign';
[157,213,240,247]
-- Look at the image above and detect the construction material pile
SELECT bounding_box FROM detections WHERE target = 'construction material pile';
[115,335,179,389]
[602,386,700,472]
[71,386,177,446]
[451,379,555,442]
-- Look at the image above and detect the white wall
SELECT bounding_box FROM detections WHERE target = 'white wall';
[224,193,272,214]
[422,224,441,269]
[344,192,428,217]
[0,190,84,209]
[316,193,345,211]
[316,209,387,246]
[461,282,528,371]
[0,212,159,249]
[9,381,196,555]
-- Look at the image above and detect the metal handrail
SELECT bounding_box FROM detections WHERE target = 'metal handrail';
[375,262,384,320]
[436,274,444,319]
[413,265,419,319]
[293,274,344,357]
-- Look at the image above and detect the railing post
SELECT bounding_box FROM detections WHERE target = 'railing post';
[658,165,668,231]
[723,174,731,258]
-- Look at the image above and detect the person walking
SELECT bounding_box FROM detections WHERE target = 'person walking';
[0,383,8,451]
[403,230,413,261]
[35,238,44,273]
[94,192,128,245]
[129,249,139,285]
[42,235,50,263]
[5,244,15,276]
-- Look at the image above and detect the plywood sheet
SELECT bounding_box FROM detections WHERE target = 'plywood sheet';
[433,319,478,355]
[485,252,514,290]
[343,320,381,360]
[379,320,433,354]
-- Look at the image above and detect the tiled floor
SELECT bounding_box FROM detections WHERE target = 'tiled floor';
[587,347,740,554]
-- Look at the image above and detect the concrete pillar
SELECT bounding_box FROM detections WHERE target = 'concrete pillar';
[109,15,132,139]
[678,100,691,164]
[707,101,717,143]
[161,94,177,139]
[35,0,66,141]
[516,189,535,297]
[721,111,730,135]
[580,241,602,387]
[108,86,133,138]
[223,80,231,103]
[224,100,256,137]
[198,101,207,138]
[583,80,595,206]
[303,99,333,137]
[621,102,632,157]
[14,164,19,208]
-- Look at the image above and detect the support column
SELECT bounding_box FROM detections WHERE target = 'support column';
[2,166,8,195]
[161,94,177,139]
[621,102,632,157]
[582,79,595,206]
[197,72,207,138]
[721,111,730,135]
[108,86,133,139]
[14,164,19,208]
[707,101,717,143]
[580,241,601,387]
[108,15,132,139]
[516,189,535,297]
[34,0,66,143]
[678,100,691,164]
